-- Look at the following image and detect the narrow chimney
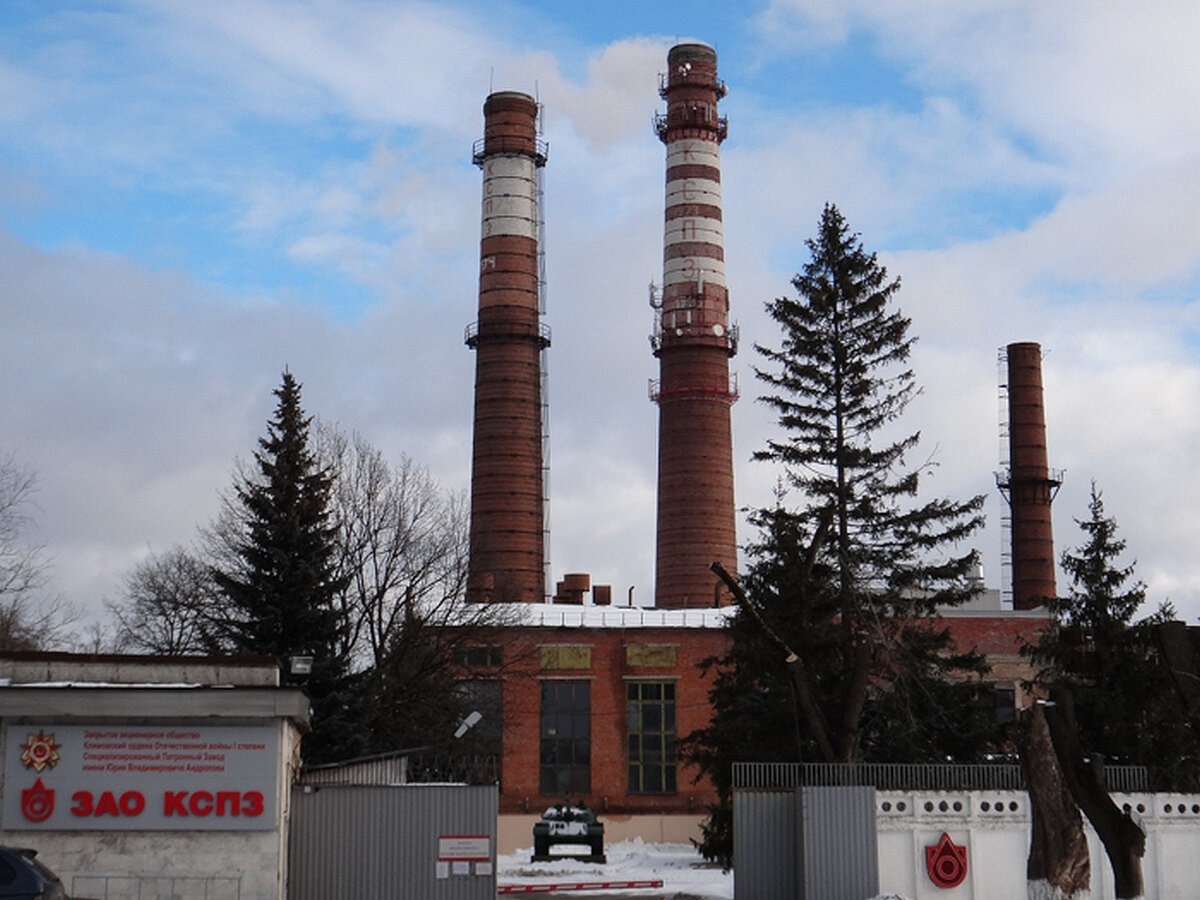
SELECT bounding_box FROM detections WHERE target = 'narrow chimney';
[465,92,549,603]
[1001,342,1060,610]
[650,44,738,608]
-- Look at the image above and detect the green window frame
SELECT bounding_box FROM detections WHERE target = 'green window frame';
[455,645,503,669]
[627,680,677,794]
[540,680,590,796]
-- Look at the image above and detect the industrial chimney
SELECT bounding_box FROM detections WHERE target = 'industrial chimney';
[465,92,549,604]
[997,342,1061,610]
[650,43,738,608]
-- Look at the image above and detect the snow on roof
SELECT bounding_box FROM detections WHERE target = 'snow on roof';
[491,603,735,629]
[2,682,231,689]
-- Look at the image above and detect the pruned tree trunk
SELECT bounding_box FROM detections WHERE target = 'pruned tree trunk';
[1018,703,1090,899]
[711,506,873,766]
[1043,688,1146,899]
[711,560,836,761]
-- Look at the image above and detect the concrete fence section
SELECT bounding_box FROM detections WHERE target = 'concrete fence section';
[735,779,1200,900]
[877,789,1200,899]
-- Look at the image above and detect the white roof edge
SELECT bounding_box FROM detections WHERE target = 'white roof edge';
[487,603,735,629]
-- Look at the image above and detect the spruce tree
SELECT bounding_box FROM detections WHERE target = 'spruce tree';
[1023,483,1197,897]
[1028,483,1197,787]
[686,205,996,864]
[211,371,354,763]
[753,203,990,760]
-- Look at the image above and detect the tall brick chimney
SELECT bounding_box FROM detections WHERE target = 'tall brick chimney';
[650,44,738,608]
[998,341,1060,610]
[465,92,549,603]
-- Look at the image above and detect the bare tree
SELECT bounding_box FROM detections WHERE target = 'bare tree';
[106,546,222,654]
[0,453,74,650]
[317,425,469,669]
[0,455,41,604]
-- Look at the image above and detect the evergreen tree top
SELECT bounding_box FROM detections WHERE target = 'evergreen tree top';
[1055,482,1146,632]
[211,370,347,665]
[753,203,984,611]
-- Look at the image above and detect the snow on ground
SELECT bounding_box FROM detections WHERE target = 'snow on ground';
[497,838,733,899]
[496,840,913,899]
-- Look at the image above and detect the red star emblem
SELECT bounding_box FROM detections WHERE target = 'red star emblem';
[20,731,61,772]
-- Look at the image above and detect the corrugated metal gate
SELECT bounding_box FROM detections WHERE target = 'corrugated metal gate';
[287,784,497,900]
[733,765,878,900]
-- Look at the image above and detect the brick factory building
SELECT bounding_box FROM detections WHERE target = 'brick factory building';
[456,602,733,848]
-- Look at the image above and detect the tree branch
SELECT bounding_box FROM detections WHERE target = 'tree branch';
[711,560,836,762]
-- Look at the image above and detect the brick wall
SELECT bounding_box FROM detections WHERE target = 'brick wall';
[478,624,730,816]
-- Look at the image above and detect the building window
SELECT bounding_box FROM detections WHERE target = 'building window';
[456,679,503,757]
[627,681,677,793]
[540,681,590,796]
[455,645,502,669]
[994,684,1016,727]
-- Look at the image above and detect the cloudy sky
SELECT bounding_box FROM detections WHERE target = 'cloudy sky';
[3,0,1200,634]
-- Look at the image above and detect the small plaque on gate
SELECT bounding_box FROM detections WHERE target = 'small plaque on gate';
[438,835,490,861]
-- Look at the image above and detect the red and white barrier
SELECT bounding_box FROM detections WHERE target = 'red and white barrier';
[498,879,664,894]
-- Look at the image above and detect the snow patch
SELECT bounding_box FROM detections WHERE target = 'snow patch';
[498,838,731,898]
[1026,879,1091,900]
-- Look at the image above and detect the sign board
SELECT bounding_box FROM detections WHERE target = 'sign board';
[438,835,490,861]
[3,724,279,831]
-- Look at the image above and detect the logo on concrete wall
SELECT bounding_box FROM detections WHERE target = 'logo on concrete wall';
[21,777,54,822]
[20,730,60,772]
[925,832,968,888]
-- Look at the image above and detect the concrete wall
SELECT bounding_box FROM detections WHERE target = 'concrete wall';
[28,830,287,899]
[877,789,1200,900]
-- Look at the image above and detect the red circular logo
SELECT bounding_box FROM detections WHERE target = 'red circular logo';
[21,778,55,823]
[926,832,967,889]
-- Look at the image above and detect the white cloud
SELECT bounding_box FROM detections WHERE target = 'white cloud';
[757,1,1200,176]
[540,38,665,149]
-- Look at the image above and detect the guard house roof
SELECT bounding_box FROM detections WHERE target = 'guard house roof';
[0,652,310,727]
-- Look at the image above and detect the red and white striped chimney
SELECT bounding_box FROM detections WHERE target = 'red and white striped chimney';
[650,43,738,608]
[465,92,549,604]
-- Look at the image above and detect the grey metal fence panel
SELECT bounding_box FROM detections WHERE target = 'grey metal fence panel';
[733,789,797,900]
[300,755,410,786]
[288,784,497,900]
[734,785,879,900]
[796,786,878,900]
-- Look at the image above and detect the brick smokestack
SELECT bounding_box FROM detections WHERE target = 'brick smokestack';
[1001,342,1060,610]
[466,92,549,603]
[650,43,738,608]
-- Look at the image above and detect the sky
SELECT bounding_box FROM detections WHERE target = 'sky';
[4,0,1200,635]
